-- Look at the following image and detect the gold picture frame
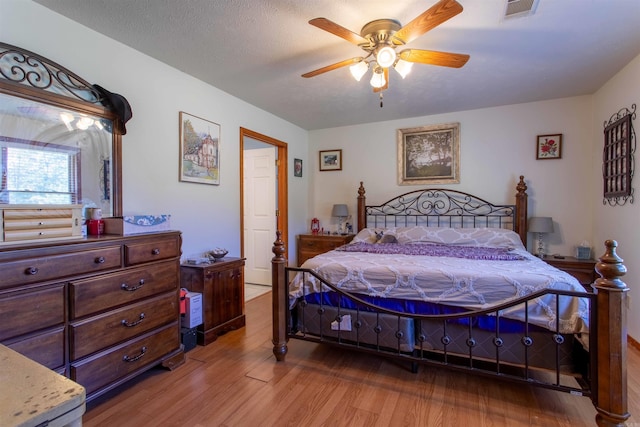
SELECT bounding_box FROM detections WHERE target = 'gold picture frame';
[397,123,460,185]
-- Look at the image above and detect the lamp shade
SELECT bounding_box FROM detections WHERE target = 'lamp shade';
[331,204,349,217]
[393,59,413,79]
[369,68,386,88]
[528,217,553,233]
[349,61,368,81]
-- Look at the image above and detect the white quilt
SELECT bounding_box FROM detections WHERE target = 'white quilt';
[290,227,590,338]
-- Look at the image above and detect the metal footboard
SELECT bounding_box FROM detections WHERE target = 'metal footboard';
[286,267,595,397]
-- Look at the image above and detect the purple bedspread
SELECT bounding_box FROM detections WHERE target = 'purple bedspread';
[335,242,525,261]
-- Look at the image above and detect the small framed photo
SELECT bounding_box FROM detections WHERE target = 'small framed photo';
[294,158,303,177]
[536,134,562,159]
[319,149,342,171]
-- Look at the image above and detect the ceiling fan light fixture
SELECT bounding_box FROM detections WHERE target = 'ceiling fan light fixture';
[376,46,396,68]
[370,66,386,88]
[349,60,369,81]
[393,59,413,79]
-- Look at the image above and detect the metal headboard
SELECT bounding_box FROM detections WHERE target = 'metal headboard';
[364,188,516,230]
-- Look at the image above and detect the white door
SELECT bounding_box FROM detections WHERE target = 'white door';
[243,147,277,285]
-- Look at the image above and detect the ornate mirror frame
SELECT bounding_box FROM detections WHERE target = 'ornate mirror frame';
[0,42,123,216]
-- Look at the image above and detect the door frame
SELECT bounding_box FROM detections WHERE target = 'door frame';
[239,127,288,262]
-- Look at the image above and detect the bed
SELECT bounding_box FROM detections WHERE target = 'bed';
[271,176,630,427]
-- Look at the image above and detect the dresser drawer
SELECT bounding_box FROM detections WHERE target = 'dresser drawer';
[3,206,77,219]
[0,245,122,289]
[71,323,179,395]
[4,217,73,230]
[125,237,180,266]
[70,260,179,318]
[5,326,65,370]
[70,292,179,360]
[0,285,65,340]
[4,226,74,242]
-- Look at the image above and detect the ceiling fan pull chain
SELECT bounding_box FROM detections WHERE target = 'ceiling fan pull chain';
[379,92,384,108]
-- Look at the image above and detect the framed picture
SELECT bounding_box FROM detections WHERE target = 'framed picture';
[536,134,562,159]
[319,149,342,171]
[397,123,460,185]
[179,111,220,185]
[294,158,303,177]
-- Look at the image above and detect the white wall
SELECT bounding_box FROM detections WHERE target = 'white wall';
[309,55,640,342]
[592,53,640,341]
[3,1,637,341]
[1,0,309,262]
[309,96,595,256]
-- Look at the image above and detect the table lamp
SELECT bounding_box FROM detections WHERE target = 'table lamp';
[528,216,554,258]
[331,204,349,235]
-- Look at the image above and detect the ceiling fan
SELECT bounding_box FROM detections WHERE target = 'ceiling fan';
[302,0,469,105]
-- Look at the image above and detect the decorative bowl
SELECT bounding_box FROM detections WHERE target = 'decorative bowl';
[207,249,228,262]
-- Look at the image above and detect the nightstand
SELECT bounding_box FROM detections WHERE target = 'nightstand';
[180,257,246,345]
[544,256,597,291]
[297,234,354,266]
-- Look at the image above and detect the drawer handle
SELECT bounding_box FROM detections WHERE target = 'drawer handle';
[121,312,145,327]
[123,346,147,363]
[95,256,106,264]
[121,279,145,292]
[151,248,160,255]
[25,267,39,275]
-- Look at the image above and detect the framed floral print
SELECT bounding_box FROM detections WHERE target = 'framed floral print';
[294,158,303,177]
[536,134,562,159]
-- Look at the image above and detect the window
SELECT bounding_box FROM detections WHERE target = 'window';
[1,137,81,205]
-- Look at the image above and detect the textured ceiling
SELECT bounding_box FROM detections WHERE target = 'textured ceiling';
[34,0,640,130]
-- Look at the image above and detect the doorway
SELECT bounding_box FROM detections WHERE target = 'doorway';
[240,128,288,297]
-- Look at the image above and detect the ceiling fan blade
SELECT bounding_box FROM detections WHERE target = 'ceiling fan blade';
[373,68,389,93]
[309,18,369,46]
[393,0,463,44]
[399,49,469,68]
[302,57,364,78]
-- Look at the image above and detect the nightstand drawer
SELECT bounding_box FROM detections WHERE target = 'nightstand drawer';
[297,234,354,266]
[300,238,343,252]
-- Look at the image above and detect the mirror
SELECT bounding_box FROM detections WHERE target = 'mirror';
[0,42,123,217]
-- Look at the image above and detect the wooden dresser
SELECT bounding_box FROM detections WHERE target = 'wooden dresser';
[0,231,185,401]
[297,233,354,266]
[180,257,246,345]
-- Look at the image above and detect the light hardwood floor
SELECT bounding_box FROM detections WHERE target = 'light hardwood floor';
[84,292,639,427]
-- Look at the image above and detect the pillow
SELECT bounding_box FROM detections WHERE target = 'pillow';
[351,228,379,243]
[352,226,524,249]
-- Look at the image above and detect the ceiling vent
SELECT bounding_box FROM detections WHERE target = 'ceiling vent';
[504,0,539,18]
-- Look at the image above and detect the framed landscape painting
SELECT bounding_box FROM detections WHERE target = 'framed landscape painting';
[397,123,460,185]
[179,111,220,185]
[319,149,342,171]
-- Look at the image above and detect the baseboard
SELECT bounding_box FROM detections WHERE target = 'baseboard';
[629,335,640,351]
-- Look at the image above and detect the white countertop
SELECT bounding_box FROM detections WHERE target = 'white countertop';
[0,345,86,427]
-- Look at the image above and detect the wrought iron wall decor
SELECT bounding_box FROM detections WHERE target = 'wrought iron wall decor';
[602,104,636,206]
